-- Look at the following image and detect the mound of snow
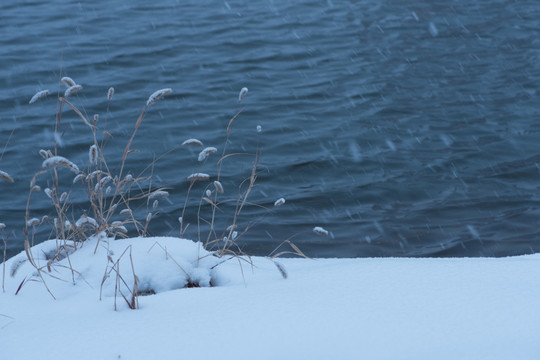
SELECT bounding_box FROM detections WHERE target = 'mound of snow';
[2,237,540,360]
[4,234,224,302]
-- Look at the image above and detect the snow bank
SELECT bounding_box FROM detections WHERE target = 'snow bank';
[1,237,540,359]
[3,235,219,300]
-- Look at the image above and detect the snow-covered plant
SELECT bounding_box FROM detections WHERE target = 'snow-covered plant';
[64,84,83,98]
[107,87,114,101]
[238,87,248,102]
[274,197,286,207]
[17,79,305,304]
[89,144,99,165]
[146,88,172,107]
[29,89,50,105]
[0,170,14,183]
[313,226,328,236]
[24,80,178,252]
[174,86,308,265]
[198,147,217,162]
[60,76,76,87]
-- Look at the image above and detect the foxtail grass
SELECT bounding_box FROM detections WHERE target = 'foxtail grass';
[8,77,306,306]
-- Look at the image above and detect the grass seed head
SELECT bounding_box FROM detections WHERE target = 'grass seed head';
[182,138,203,147]
[29,89,50,105]
[120,209,132,216]
[110,222,128,234]
[42,156,80,174]
[146,88,172,107]
[0,170,14,183]
[203,197,213,205]
[99,175,112,188]
[27,218,40,227]
[213,180,224,194]
[107,87,114,101]
[187,173,210,182]
[39,149,49,159]
[86,170,103,181]
[73,174,85,184]
[198,147,217,162]
[89,144,99,165]
[64,84,83,98]
[76,215,98,229]
[313,226,328,236]
[61,76,76,87]
[274,197,286,207]
[148,190,169,201]
[238,87,248,102]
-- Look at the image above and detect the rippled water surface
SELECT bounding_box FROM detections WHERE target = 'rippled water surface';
[1,0,540,258]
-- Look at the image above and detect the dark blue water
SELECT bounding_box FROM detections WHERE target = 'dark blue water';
[1,0,540,258]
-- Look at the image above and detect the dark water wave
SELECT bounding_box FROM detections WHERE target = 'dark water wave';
[1,0,539,258]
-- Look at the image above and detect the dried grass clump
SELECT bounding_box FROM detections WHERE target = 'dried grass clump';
[13,77,306,307]
[24,83,177,250]
[17,81,188,303]
[175,86,308,268]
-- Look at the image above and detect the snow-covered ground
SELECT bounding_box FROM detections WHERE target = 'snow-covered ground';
[1,236,539,359]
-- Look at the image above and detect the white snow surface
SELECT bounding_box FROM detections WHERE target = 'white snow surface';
[1,236,539,360]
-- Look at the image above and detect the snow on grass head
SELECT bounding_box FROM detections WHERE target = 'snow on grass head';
[42,156,80,174]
